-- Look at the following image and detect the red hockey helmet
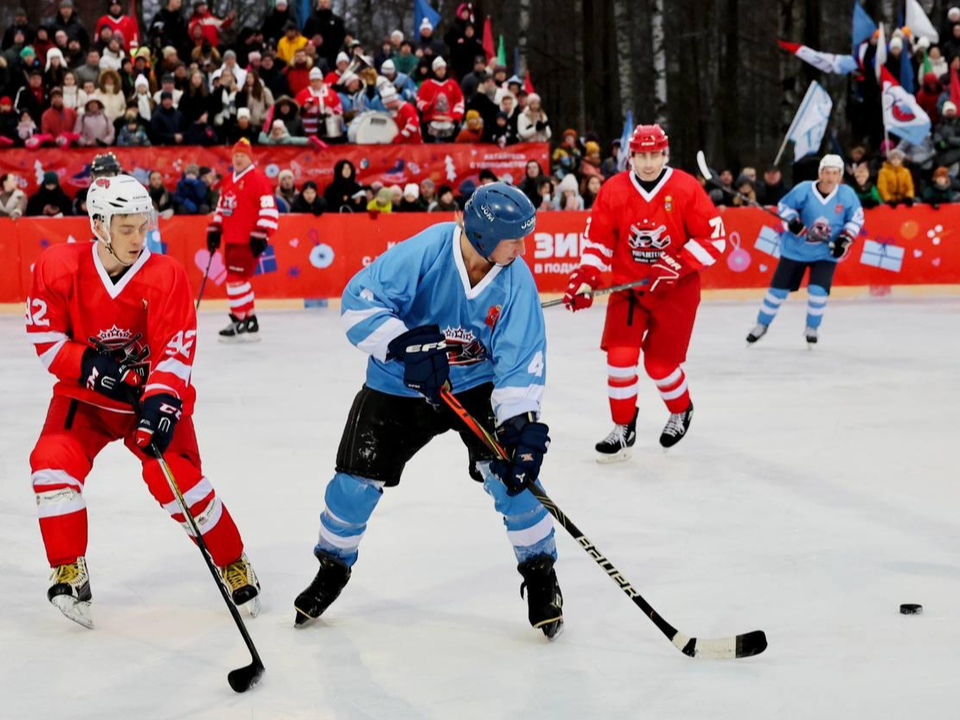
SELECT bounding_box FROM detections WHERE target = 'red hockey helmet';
[629,124,669,154]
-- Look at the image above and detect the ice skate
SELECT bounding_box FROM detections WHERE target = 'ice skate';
[805,326,818,347]
[660,402,693,449]
[240,315,261,342]
[220,553,261,617]
[518,555,563,640]
[218,314,245,343]
[48,557,93,629]
[595,408,638,463]
[746,323,768,344]
[294,552,352,627]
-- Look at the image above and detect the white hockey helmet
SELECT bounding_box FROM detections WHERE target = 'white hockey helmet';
[818,154,844,173]
[87,174,155,241]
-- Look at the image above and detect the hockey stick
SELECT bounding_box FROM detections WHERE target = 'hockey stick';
[696,151,789,226]
[149,443,265,692]
[439,387,767,659]
[195,251,214,310]
[540,279,649,309]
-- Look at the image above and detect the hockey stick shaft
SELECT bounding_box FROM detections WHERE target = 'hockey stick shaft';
[195,251,214,310]
[149,444,265,688]
[540,279,649,308]
[439,388,767,659]
[695,150,788,225]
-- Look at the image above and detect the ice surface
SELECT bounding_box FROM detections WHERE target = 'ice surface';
[1,298,958,720]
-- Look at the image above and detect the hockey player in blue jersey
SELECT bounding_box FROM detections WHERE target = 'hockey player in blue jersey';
[746,154,864,345]
[294,183,563,638]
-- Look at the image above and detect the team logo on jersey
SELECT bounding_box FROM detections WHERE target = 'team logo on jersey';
[806,217,833,244]
[627,221,671,263]
[220,192,237,217]
[90,326,151,380]
[442,326,487,366]
[484,304,502,329]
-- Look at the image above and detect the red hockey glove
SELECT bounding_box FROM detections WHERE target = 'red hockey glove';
[563,265,600,312]
[649,253,683,292]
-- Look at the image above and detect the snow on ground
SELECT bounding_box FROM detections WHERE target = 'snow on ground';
[1,297,958,720]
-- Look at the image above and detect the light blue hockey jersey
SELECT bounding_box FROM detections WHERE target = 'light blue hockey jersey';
[776,181,864,263]
[341,222,546,425]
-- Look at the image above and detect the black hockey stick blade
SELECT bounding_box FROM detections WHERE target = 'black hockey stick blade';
[673,629,768,659]
[228,658,265,693]
[696,150,713,181]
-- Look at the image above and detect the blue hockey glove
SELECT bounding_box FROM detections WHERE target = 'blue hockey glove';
[490,414,550,496]
[387,324,450,405]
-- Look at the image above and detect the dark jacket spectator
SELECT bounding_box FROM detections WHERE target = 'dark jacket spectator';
[148,171,174,218]
[150,92,184,144]
[0,96,18,145]
[324,159,364,212]
[263,0,296,47]
[488,110,517,147]
[756,167,789,206]
[183,110,219,145]
[226,108,259,144]
[917,72,942,126]
[933,102,960,167]
[303,0,346,67]
[53,1,90,53]
[74,50,103,88]
[291,181,328,215]
[2,9,34,51]
[851,163,882,208]
[172,164,211,214]
[449,24,484,82]
[27,171,71,217]
[519,160,545,207]
[271,95,305,136]
[258,54,290,99]
[431,184,458,212]
[922,166,960,206]
[154,0,190,59]
[396,183,426,212]
[465,77,499,141]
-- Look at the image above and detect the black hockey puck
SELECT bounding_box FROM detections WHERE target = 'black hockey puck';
[899,603,923,615]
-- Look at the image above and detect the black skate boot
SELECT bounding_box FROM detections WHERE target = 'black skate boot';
[241,315,261,343]
[518,555,563,640]
[294,552,352,627]
[660,402,693,449]
[218,314,246,343]
[804,325,818,346]
[220,553,261,617]
[48,557,94,629]
[595,408,638,464]
[746,323,769,344]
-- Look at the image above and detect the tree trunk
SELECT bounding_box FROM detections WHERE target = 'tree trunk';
[651,0,667,124]
[612,0,635,119]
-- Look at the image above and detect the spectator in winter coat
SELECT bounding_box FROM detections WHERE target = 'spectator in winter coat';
[551,129,581,177]
[917,71,943,126]
[600,141,621,178]
[756,166,788,205]
[455,109,484,142]
[267,95,306,137]
[379,59,419,103]
[117,111,151,145]
[277,22,308,65]
[2,9,33,52]
[54,1,90,54]
[366,186,394,213]
[488,110,517,147]
[553,173,584,211]
[418,56,465,141]
[323,160,364,212]
[851,163,882,208]
[284,49,313,98]
[0,173,28,218]
[934,101,960,168]
[709,168,735,206]
[149,91,184,144]
[188,0,234,49]
[44,48,68,92]
[928,45,948,78]
[172,164,211,214]
[15,69,44,122]
[519,160,544,206]
[922,165,960,206]
[730,176,758,207]
[154,0,190,60]
[291,181,328,215]
[303,0,346,68]
[417,18,448,59]
[582,175,604,209]
[263,0,295,47]
[878,148,916,205]
[580,141,604,181]
[211,49,247,89]
[74,49,102,88]
[449,23,484,82]
[183,109,219,145]
[534,176,555,212]
[396,183,426,212]
[148,170,174,218]
[132,74,154,121]
[60,71,87,112]
[259,117,311,145]
[98,36,125,72]
[237,71,274,128]
[26,171,71,217]
[431,184,458,212]
[227,107,259,143]
[41,89,78,145]
[95,68,125,122]
[0,97,18,146]
[276,169,298,208]
[96,0,139,50]
[381,85,422,143]
[74,98,115,146]
[516,93,552,143]
[211,69,239,128]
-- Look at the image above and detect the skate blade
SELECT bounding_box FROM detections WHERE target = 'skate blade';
[596,447,632,464]
[239,595,261,618]
[293,607,318,628]
[51,595,94,629]
[218,335,244,344]
[535,616,564,641]
[238,333,262,344]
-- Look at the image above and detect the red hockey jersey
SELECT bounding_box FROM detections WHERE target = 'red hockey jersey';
[392,101,423,143]
[580,167,727,285]
[26,242,198,415]
[210,165,278,245]
[416,78,465,123]
[94,14,139,48]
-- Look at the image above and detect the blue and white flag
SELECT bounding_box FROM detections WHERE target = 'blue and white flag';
[616,110,634,171]
[881,67,931,145]
[414,0,441,39]
[852,3,877,51]
[785,81,833,161]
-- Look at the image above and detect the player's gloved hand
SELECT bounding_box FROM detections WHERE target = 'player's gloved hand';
[830,229,855,259]
[206,226,222,253]
[649,252,682,292]
[80,347,142,403]
[135,393,183,454]
[490,414,550,496]
[787,218,805,235]
[249,234,268,257]
[387,324,450,406]
[563,265,600,311]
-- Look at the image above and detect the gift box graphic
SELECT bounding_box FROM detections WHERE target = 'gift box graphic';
[754,225,781,258]
[254,244,278,275]
[859,239,904,272]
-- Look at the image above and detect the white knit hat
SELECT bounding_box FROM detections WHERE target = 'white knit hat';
[558,173,579,193]
[309,66,323,80]
[403,183,419,199]
[420,17,433,31]
[336,51,350,65]
[432,56,447,71]
[381,59,395,74]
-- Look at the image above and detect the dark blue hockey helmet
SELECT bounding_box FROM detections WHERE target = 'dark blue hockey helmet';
[462,182,537,257]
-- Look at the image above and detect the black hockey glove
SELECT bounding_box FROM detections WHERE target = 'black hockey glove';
[135,393,183,454]
[387,324,450,406]
[830,229,855,259]
[249,234,268,257]
[206,226,222,253]
[490,414,550,496]
[787,218,805,235]
[80,347,142,403]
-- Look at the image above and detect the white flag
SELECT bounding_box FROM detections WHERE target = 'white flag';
[875,23,887,81]
[881,67,931,145]
[906,0,938,44]
[785,81,833,161]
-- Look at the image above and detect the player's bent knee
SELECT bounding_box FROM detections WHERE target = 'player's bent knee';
[30,435,90,480]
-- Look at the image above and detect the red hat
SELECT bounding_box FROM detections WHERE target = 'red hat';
[0,96,11,106]
[231,138,254,160]
[629,124,669,154]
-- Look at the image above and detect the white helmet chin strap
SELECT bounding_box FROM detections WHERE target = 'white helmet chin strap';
[97,220,139,267]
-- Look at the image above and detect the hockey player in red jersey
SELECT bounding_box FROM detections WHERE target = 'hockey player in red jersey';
[26,175,260,628]
[206,138,279,341]
[416,56,465,142]
[564,124,727,461]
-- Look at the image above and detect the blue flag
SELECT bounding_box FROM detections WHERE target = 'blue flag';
[616,110,634,171]
[415,0,441,39]
[852,3,877,52]
[900,44,915,93]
